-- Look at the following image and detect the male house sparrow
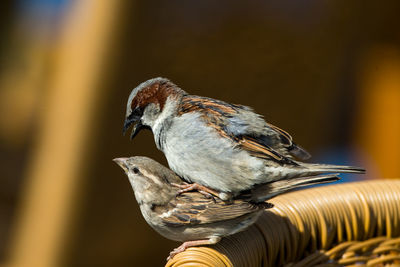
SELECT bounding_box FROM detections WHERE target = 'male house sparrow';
[113,156,338,259]
[123,78,364,201]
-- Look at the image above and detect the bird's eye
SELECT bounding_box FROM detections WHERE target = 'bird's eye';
[132,167,140,174]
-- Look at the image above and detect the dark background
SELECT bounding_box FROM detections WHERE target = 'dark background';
[1,1,399,266]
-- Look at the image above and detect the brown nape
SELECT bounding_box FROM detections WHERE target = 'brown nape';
[131,80,181,111]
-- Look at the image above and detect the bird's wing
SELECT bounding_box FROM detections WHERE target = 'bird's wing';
[159,192,263,226]
[178,95,310,162]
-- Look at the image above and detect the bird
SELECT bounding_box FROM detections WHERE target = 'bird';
[113,156,340,259]
[123,77,364,202]
[113,156,271,260]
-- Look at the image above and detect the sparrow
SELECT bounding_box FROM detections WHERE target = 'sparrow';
[123,78,364,202]
[113,156,339,260]
[113,156,268,260]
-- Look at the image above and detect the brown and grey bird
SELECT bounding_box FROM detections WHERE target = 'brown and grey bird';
[113,156,340,260]
[123,78,364,201]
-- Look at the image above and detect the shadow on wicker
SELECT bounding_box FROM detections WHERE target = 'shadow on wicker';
[165,180,400,267]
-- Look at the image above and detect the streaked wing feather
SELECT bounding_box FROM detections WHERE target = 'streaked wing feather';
[237,136,283,161]
[266,123,293,145]
[179,96,295,162]
[266,123,311,160]
[160,192,261,227]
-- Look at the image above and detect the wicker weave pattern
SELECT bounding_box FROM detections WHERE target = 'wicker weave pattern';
[166,180,400,267]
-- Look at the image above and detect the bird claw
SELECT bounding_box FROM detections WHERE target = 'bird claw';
[167,245,186,261]
[166,238,221,261]
[172,182,220,201]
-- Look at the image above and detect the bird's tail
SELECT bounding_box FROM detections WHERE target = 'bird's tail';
[300,162,365,175]
[248,174,340,202]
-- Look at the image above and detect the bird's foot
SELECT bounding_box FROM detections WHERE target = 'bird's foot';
[172,182,220,200]
[167,244,187,261]
[167,237,221,261]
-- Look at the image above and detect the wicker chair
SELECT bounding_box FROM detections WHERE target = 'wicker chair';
[165,180,400,267]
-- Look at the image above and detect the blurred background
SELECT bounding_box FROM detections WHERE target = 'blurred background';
[0,0,399,266]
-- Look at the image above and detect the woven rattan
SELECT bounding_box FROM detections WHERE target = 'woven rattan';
[165,180,400,267]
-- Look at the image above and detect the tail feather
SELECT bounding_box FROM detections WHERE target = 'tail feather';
[248,174,340,202]
[302,163,365,174]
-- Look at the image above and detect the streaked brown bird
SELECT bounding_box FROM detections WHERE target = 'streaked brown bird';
[113,156,339,259]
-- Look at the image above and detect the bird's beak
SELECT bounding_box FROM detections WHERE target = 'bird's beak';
[123,115,138,135]
[129,121,145,140]
[113,157,129,172]
[123,116,141,140]
[123,116,151,140]
[123,108,150,140]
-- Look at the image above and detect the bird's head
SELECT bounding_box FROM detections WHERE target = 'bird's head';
[113,156,182,204]
[123,77,186,139]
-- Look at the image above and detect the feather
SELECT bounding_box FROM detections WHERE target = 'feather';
[158,192,264,227]
[247,174,341,202]
[178,95,309,163]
